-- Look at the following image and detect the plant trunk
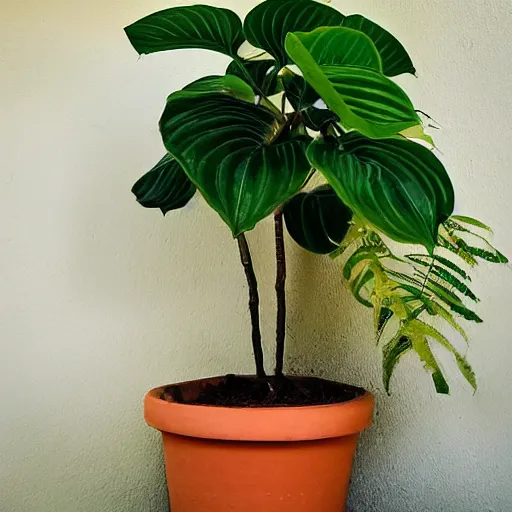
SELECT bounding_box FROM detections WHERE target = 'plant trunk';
[274,211,287,376]
[237,234,266,377]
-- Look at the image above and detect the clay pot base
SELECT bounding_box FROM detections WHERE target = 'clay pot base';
[145,376,374,512]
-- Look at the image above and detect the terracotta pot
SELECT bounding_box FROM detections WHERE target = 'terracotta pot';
[144,376,374,512]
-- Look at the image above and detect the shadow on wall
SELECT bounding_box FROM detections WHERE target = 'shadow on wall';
[66,127,259,379]
[285,240,411,508]
[285,240,379,386]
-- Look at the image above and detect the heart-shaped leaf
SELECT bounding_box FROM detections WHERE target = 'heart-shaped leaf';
[183,75,255,103]
[160,91,311,236]
[124,6,245,58]
[284,184,353,254]
[307,134,455,253]
[341,15,415,76]
[285,31,421,138]
[132,154,195,214]
[291,27,382,71]
[243,0,345,68]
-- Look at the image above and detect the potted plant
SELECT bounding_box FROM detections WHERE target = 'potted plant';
[124,1,508,511]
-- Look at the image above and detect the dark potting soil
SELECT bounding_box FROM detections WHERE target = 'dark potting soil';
[162,375,364,407]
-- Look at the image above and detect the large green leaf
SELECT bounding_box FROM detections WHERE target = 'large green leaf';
[283,185,353,254]
[341,15,415,76]
[132,154,195,214]
[291,27,382,71]
[285,32,421,138]
[243,0,345,67]
[159,91,310,236]
[307,135,455,252]
[124,6,244,58]
[183,74,255,103]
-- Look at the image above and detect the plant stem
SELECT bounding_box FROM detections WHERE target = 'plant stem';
[274,211,287,376]
[233,58,283,118]
[237,234,266,377]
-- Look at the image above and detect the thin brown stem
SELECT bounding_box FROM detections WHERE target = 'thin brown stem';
[274,211,287,376]
[237,234,266,377]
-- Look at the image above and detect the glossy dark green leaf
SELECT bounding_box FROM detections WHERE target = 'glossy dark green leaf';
[283,185,352,254]
[307,135,455,253]
[290,27,382,71]
[183,75,255,103]
[124,5,244,57]
[244,0,345,67]
[132,154,195,214]
[160,91,310,236]
[341,15,415,76]
[383,334,412,393]
[226,60,280,95]
[285,32,421,138]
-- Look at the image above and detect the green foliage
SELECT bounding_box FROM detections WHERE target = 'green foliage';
[124,5,244,57]
[340,15,415,76]
[285,32,422,138]
[440,221,508,265]
[226,60,280,96]
[243,0,345,67]
[330,217,504,393]
[132,154,195,214]
[283,185,353,254]
[160,88,310,236]
[125,0,507,394]
[290,27,383,71]
[451,215,493,232]
[280,71,339,130]
[183,75,256,103]
[307,135,454,253]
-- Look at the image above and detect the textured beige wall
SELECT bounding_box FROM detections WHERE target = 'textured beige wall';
[2,0,512,511]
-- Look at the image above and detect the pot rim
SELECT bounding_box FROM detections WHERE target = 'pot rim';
[144,375,374,442]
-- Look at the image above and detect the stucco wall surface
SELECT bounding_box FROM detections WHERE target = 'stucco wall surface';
[1,1,511,511]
